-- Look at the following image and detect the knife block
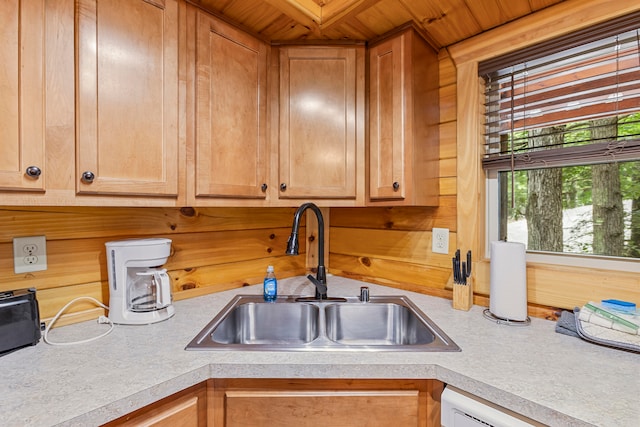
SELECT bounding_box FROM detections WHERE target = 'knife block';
[452,276,473,311]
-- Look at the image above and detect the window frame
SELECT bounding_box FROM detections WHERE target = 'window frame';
[448,0,640,308]
[480,15,640,269]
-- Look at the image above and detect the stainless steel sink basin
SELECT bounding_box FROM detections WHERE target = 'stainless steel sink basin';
[324,302,436,345]
[211,302,320,344]
[186,295,460,352]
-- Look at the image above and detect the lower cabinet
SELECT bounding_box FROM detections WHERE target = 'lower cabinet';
[102,382,208,426]
[104,378,444,427]
[215,378,443,427]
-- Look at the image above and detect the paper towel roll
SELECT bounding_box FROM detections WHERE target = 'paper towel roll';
[490,241,528,321]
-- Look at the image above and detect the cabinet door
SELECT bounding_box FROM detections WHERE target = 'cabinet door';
[369,35,406,200]
[279,47,358,199]
[194,10,268,199]
[102,382,208,426]
[0,0,45,192]
[225,389,420,426]
[213,378,443,427]
[76,0,179,197]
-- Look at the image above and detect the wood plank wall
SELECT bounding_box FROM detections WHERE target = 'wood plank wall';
[0,50,458,329]
[0,47,476,328]
[0,207,307,326]
[4,1,638,329]
[329,50,458,298]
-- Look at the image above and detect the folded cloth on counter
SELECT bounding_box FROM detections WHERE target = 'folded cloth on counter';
[574,308,640,353]
[578,302,639,335]
[555,310,580,338]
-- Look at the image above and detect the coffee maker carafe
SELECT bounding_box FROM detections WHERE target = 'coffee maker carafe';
[106,238,174,325]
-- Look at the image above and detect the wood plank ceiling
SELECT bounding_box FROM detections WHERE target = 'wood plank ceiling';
[190,0,566,48]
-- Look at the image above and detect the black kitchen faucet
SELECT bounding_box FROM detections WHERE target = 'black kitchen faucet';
[285,202,328,300]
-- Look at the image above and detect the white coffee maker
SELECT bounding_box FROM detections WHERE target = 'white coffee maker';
[106,238,175,325]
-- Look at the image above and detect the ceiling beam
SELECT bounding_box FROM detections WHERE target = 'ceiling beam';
[320,0,383,31]
[265,0,322,36]
[265,0,320,23]
[267,0,385,36]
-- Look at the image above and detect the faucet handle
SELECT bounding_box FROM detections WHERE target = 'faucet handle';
[360,286,370,302]
[307,274,328,297]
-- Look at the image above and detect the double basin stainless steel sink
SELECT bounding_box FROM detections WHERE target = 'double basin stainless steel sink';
[186,295,460,352]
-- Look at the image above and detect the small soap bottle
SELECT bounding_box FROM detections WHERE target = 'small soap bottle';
[263,265,277,302]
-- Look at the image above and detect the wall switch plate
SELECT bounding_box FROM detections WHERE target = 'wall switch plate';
[13,236,48,274]
[432,228,449,254]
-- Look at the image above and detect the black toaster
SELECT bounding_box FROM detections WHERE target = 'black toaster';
[0,288,42,356]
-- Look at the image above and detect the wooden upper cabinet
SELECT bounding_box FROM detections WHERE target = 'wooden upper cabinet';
[278,46,363,201]
[0,0,45,192]
[76,0,179,197]
[194,10,269,200]
[368,27,440,206]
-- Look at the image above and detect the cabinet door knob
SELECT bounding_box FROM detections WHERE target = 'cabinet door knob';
[25,166,42,179]
[280,183,287,191]
[393,181,400,191]
[81,171,95,183]
[261,183,268,192]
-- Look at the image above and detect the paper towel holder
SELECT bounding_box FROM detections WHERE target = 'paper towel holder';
[482,309,531,326]
[485,240,531,326]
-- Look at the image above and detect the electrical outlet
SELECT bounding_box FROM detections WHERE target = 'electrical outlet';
[432,228,449,254]
[13,236,48,274]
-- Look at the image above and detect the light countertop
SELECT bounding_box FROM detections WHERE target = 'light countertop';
[1,276,638,426]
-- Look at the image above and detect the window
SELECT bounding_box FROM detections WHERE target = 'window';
[481,13,640,264]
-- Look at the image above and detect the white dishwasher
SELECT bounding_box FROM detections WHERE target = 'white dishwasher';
[441,386,541,427]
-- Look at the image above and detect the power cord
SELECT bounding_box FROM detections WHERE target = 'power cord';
[43,296,115,346]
